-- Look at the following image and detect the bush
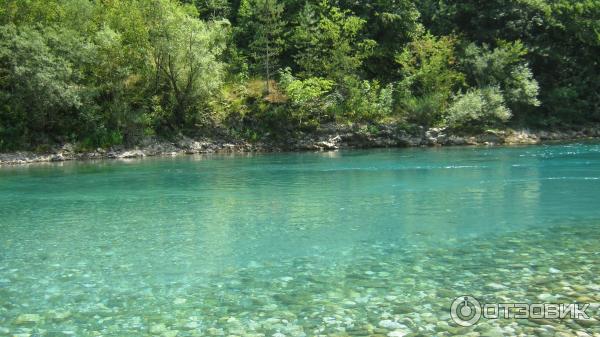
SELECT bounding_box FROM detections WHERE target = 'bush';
[395,33,465,126]
[336,76,394,123]
[398,92,448,127]
[279,68,336,126]
[446,87,511,130]
[462,42,540,110]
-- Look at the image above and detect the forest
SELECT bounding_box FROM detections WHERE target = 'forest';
[0,0,598,150]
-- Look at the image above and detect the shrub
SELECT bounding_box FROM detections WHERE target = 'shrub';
[395,33,465,126]
[462,41,540,110]
[279,68,335,126]
[446,87,511,130]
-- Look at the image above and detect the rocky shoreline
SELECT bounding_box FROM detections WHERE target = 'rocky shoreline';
[1,125,599,166]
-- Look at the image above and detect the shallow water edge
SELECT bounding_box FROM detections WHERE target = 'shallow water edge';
[2,125,600,166]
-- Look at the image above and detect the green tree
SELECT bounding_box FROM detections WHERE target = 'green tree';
[395,33,465,126]
[185,0,232,20]
[234,0,285,93]
[291,1,375,81]
[462,41,540,119]
[252,0,285,93]
[339,0,422,81]
[0,24,84,148]
[148,0,228,127]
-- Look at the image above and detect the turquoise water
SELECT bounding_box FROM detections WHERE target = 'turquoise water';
[1,143,599,336]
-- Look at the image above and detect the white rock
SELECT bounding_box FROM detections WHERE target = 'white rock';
[163,331,178,337]
[264,318,281,324]
[379,320,405,330]
[183,322,199,330]
[388,331,408,337]
[119,150,145,159]
[537,293,557,302]
[207,327,224,335]
[486,282,506,290]
[173,298,187,305]
[549,268,561,274]
[149,323,168,335]
[15,314,41,324]
[226,317,240,324]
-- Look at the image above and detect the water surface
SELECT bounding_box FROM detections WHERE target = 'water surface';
[1,144,599,336]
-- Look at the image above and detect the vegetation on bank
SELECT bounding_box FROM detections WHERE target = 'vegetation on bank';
[0,0,598,151]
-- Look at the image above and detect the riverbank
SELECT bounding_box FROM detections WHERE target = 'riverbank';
[2,124,600,166]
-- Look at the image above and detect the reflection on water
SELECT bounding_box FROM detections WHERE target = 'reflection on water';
[0,143,599,336]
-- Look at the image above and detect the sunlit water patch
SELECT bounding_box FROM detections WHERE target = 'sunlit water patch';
[1,143,599,336]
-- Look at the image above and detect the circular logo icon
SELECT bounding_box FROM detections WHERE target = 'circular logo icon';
[451,295,482,327]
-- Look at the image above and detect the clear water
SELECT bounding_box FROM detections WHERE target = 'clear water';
[1,143,599,337]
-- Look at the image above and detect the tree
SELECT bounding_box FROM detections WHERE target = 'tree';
[148,0,228,127]
[0,24,83,148]
[339,0,423,81]
[200,0,231,20]
[395,33,465,126]
[253,0,285,93]
[462,41,540,118]
[291,1,375,81]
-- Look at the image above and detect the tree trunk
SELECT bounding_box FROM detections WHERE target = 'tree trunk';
[265,0,271,94]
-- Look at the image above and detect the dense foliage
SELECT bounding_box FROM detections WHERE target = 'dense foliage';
[0,0,598,150]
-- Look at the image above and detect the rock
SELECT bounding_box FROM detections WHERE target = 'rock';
[0,327,9,335]
[388,330,408,337]
[163,331,178,337]
[316,137,340,150]
[61,143,75,153]
[264,318,281,325]
[119,150,145,159]
[537,293,557,302]
[486,282,506,290]
[549,268,561,274]
[173,298,187,305]
[15,314,41,325]
[575,296,593,303]
[480,327,504,337]
[262,304,278,311]
[207,327,224,335]
[576,318,598,327]
[48,310,72,321]
[50,154,65,162]
[342,300,357,307]
[182,321,199,330]
[378,320,405,330]
[149,323,168,335]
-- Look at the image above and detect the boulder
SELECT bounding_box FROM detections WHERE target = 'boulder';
[118,150,145,159]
